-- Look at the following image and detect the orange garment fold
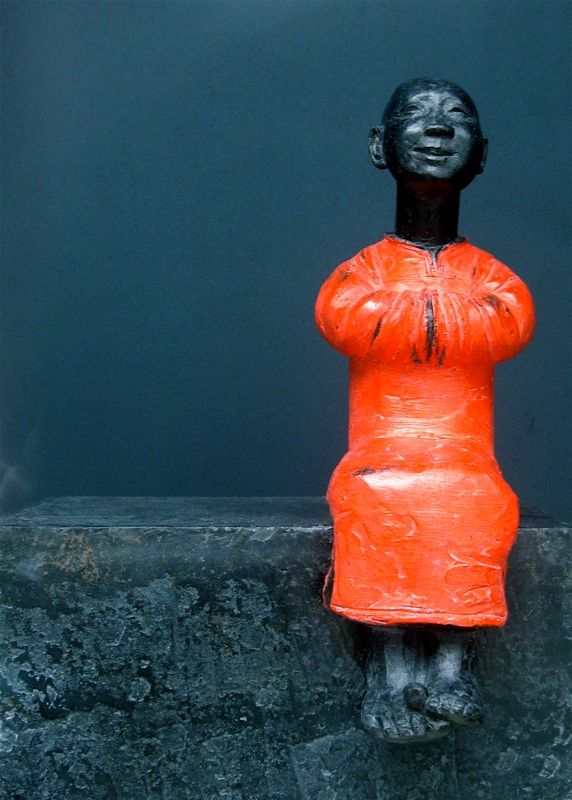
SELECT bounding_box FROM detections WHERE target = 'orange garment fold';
[316,236,535,627]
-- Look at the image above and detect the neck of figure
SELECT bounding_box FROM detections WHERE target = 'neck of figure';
[393,183,461,247]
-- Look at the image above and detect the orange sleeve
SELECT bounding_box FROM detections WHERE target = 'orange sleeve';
[432,255,535,366]
[315,251,432,363]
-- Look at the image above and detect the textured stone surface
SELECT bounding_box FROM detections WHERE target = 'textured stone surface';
[0,497,570,800]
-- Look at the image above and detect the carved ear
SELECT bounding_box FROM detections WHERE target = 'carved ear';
[368,126,387,170]
[477,137,488,174]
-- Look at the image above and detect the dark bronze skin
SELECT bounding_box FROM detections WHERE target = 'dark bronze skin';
[369,78,488,247]
[360,79,487,744]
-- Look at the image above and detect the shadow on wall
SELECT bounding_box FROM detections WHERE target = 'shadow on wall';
[0,421,38,513]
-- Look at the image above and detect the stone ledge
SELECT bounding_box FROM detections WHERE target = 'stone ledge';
[0,498,570,800]
[0,495,557,529]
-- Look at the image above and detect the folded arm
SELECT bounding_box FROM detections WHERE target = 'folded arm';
[315,252,535,366]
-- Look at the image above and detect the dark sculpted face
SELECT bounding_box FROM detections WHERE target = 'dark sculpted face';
[370,80,487,192]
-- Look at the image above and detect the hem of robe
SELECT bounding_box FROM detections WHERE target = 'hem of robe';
[328,603,507,628]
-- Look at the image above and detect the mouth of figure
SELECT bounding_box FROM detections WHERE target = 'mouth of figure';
[414,146,454,157]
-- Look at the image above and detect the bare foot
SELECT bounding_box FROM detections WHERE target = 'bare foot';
[424,630,485,726]
[362,686,451,743]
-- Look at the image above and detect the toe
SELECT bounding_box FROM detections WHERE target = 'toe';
[428,717,452,737]
[451,696,468,717]
[361,710,381,735]
[410,713,428,737]
[425,695,445,717]
[394,711,414,738]
[380,714,399,740]
[462,702,484,722]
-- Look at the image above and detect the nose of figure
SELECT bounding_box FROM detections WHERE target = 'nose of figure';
[424,120,454,139]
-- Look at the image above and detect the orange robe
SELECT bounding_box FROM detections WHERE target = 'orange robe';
[316,236,535,627]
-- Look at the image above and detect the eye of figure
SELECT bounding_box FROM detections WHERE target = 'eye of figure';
[448,105,472,118]
[398,103,424,116]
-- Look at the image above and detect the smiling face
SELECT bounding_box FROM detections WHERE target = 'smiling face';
[371,80,487,191]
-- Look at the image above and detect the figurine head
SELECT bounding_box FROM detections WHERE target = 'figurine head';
[369,78,488,192]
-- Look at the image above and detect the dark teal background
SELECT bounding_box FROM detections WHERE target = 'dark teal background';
[2,0,570,521]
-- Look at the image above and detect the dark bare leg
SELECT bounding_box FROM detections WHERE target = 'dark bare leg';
[361,627,451,743]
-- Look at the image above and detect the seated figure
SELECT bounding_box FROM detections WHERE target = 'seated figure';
[316,78,535,743]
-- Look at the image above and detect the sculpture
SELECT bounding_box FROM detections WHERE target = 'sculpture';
[315,78,535,743]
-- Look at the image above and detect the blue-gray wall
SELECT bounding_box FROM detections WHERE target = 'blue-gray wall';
[2,0,570,521]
